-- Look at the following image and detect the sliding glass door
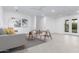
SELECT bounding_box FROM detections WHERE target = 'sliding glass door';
[65,20,69,32]
[72,19,77,33]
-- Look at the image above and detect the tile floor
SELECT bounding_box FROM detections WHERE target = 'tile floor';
[15,34,79,53]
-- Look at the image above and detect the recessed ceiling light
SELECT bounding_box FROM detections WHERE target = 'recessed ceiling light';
[51,10,55,13]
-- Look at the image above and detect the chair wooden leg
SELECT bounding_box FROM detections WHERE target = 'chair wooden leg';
[49,32,52,40]
[44,35,47,41]
[49,35,52,40]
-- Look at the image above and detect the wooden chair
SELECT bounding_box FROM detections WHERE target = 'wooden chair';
[28,31,33,40]
[40,31,52,41]
[28,30,37,40]
[27,30,52,41]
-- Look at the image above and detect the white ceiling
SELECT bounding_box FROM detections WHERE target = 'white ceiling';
[3,6,79,18]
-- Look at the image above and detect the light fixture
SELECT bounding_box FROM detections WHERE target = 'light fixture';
[51,9,55,13]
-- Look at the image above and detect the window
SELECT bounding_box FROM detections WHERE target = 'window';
[65,20,69,32]
[72,19,77,33]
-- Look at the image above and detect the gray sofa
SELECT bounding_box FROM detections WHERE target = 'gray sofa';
[0,34,26,51]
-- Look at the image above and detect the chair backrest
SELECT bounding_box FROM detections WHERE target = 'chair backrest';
[29,32,32,35]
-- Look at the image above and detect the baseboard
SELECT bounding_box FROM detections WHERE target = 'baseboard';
[52,32,79,37]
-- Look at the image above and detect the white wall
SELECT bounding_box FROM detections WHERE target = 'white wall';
[36,15,43,30]
[0,7,3,28]
[45,16,55,33]
[55,14,79,35]
[3,11,35,33]
[55,17,65,33]
[36,16,55,33]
